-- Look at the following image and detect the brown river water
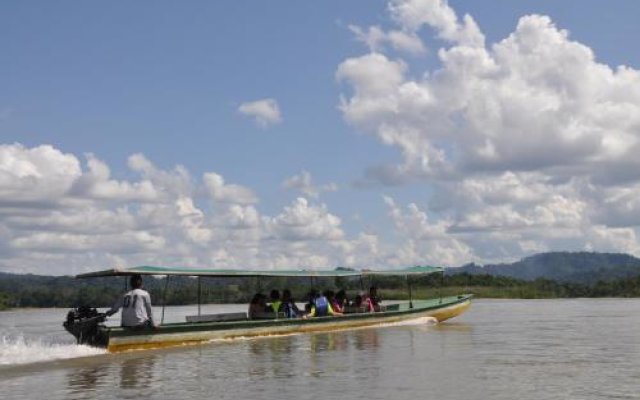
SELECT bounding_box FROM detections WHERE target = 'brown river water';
[1,299,640,400]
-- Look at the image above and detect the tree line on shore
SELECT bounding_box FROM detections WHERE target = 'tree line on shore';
[2,271,640,310]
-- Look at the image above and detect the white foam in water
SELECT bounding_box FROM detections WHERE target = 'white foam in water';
[377,316,439,328]
[0,316,439,363]
[0,335,106,366]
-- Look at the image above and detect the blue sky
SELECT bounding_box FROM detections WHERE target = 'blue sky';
[2,0,640,274]
[2,1,397,219]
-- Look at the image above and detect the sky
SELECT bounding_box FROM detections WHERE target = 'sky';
[1,0,640,275]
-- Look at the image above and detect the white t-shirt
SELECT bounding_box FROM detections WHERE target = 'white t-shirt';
[109,288,154,327]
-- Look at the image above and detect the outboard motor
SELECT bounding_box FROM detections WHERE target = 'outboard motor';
[63,306,108,347]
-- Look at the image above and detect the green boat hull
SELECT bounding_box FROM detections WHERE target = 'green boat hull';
[100,295,472,352]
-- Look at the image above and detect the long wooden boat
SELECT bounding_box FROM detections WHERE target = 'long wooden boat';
[64,265,472,352]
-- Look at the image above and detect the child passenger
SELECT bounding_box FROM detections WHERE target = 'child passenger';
[334,289,348,313]
[365,286,382,312]
[304,290,343,318]
[279,289,300,318]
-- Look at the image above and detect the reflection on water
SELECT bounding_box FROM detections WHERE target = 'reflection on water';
[309,331,351,353]
[66,365,104,396]
[244,330,381,380]
[432,321,473,333]
[62,353,159,400]
[352,328,380,351]
[247,335,297,379]
[3,300,640,400]
[119,355,157,390]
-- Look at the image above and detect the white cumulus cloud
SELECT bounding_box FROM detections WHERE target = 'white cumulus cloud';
[282,170,338,198]
[0,144,405,274]
[268,197,344,241]
[203,172,258,205]
[238,98,282,128]
[349,25,427,55]
[0,143,81,204]
[336,0,640,262]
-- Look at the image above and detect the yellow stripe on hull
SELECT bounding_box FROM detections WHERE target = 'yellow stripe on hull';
[107,299,471,353]
[428,299,471,322]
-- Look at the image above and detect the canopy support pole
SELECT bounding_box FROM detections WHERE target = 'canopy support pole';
[407,275,413,309]
[439,270,444,304]
[359,276,364,291]
[197,276,202,316]
[161,275,170,325]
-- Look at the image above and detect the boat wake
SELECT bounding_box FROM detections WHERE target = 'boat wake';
[376,316,439,328]
[182,317,440,347]
[0,334,106,366]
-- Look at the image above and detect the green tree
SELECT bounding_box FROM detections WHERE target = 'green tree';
[0,291,10,310]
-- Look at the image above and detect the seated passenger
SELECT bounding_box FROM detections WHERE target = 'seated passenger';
[279,289,300,318]
[248,293,267,319]
[353,293,364,309]
[106,274,155,329]
[334,289,348,313]
[365,286,383,312]
[325,290,342,313]
[304,290,315,314]
[324,289,335,306]
[304,290,343,318]
[266,289,281,314]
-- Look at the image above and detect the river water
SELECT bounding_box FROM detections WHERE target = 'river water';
[1,299,639,400]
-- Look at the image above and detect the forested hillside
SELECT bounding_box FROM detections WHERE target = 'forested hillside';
[450,252,640,283]
[3,253,640,309]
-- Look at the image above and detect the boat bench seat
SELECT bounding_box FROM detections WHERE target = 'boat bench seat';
[343,303,399,313]
[186,312,248,323]
[250,312,286,320]
[343,306,367,314]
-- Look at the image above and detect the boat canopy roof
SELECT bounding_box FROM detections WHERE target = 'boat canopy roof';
[75,265,443,279]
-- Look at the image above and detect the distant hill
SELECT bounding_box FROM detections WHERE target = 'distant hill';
[4,254,640,307]
[449,252,640,284]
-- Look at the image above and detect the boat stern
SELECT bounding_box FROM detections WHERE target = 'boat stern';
[63,307,109,348]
